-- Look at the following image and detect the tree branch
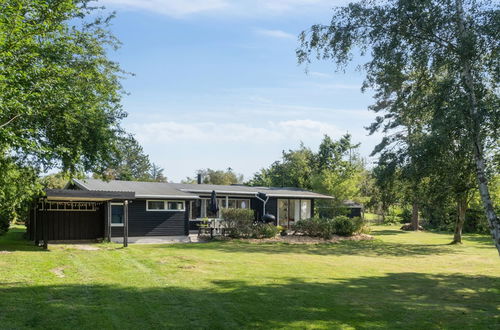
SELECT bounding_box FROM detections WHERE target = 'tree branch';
[0,114,21,129]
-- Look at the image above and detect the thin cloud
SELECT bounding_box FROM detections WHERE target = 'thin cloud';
[308,71,332,78]
[255,29,296,40]
[99,0,348,18]
[101,0,228,17]
[128,119,340,144]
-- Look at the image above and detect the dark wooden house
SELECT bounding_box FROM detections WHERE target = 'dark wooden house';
[27,179,362,245]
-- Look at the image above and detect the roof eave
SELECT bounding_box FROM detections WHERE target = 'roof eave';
[266,194,333,199]
[135,194,200,199]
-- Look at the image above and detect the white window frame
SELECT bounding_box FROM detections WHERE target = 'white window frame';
[146,200,185,212]
[111,202,124,227]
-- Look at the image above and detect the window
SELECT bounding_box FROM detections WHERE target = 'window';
[278,199,289,224]
[111,204,124,226]
[300,200,311,219]
[146,200,185,211]
[167,201,184,210]
[190,198,251,220]
[147,201,165,210]
[236,200,248,209]
[278,199,312,226]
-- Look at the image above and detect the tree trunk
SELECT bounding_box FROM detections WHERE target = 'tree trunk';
[455,0,500,255]
[411,201,419,230]
[452,195,467,244]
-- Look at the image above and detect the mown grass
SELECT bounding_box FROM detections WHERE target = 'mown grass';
[0,225,499,329]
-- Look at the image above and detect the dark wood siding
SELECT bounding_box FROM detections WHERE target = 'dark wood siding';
[349,207,362,218]
[34,206,105,240]
[113,199,188,237]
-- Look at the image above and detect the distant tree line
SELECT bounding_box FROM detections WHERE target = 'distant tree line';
[248,134,368,217]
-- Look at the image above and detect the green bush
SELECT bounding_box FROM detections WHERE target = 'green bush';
[251,223,280,238]
[293,216,366,238]
[221,208,255,238]
[293,217,335,239]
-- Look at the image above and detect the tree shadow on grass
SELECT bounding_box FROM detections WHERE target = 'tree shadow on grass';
[371,229,407,236]
[0,273,498,329]
[168,239,458,257]
[0,226,47,252]
[462,234,495,247]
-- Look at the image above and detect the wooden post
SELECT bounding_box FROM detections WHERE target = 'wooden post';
[42,211,48,250]
[123,200,129,247]
[33,204,39,246]
[106,201,112,242]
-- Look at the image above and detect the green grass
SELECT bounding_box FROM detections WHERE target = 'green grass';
[0,225,499,329]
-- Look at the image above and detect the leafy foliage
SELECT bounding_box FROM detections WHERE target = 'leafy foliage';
[94,134,167,182]
[249,134,367,215]
[221,208,255,238]
[220,208,280,238]
[293,216,365,239]
[251,223,280,239]
[184,168,243,185]
[298,0,500,250]
[0,1,128,232]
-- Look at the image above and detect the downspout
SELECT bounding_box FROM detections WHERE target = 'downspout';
[255,193,269,219]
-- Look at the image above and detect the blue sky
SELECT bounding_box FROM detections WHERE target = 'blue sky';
[99,0,382,182]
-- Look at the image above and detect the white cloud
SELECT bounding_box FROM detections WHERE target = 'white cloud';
[100,0,228,17]
[99,0,349,18]
[255,29,296,40]
[308,71,331,78]
[127,119,340,145]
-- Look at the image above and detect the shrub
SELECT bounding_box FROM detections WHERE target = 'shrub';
[332,216,354,236]
[252,223,280,238]
[221,208,255,238]
[293,217,335,239]
[333,216,367,236]
[293,216,367,238]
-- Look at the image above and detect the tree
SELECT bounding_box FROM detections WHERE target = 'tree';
[419,105,477,243]
[249,143,315,189]
[0,1,127,232]
[249,135,366,217]
[298,0,500,253]
[184,168,243,185]
[94,134,168,182]
[95,134,151,181]
[310,134,365,215]
[0,159,39,234]
[149,163,168,182]
[371,159,402,222]
[0,0,126,174]
[40,172,72,189]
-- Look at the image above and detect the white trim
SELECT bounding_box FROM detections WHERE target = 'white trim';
[137,194,199,199]
[146,200,186,212]
[71,179,91,191]
[266,194,332,199]
[179,189,256,195]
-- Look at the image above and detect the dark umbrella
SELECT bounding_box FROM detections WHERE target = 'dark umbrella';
[209,190,219,215]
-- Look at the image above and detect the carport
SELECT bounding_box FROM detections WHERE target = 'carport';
[28,189,135,249]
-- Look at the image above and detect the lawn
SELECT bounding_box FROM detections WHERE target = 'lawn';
[0,225,499,329]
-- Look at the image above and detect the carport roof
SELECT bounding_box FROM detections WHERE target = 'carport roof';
[45,189,135,201]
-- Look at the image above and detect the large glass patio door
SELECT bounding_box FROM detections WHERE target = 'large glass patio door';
[278,199,310,228]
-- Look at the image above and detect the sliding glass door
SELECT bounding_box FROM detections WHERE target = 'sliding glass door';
[278,199,311,227]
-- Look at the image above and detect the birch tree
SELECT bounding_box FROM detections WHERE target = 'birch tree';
[298,0,500,254]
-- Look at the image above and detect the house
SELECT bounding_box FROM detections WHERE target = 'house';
[27,178,360,245]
